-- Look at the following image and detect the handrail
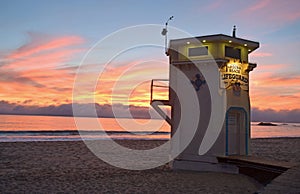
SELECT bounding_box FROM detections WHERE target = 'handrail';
[150,79,171,125]
[150,79,169,103]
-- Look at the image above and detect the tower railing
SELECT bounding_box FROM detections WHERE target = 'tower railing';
[150,79,169,104]
[150,79,171,125]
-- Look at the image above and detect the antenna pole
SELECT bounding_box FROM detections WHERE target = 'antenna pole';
[232,25,236,38]
[161,16,174,55]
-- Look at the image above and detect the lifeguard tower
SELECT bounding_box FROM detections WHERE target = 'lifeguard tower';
[150,28,259,173]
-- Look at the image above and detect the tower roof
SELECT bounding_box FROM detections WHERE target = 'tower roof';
[170,34,259,53]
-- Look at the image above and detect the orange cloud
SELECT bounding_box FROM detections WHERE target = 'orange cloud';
[7,35,83,60]
[251,93,300,111]
[0,34,84,106]
[1,32,298,114]
[250,70,300,110]
[252,71,300,87]
[94,60,169,106]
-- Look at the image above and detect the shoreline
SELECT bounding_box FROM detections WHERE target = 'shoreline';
[0,136,300,142]
[1,138,299,193]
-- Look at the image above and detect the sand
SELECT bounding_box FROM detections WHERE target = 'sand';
[0,138,299,193]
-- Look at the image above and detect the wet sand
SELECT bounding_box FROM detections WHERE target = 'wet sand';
[0,138,299,193]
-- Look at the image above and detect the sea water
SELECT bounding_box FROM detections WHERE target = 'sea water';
[0,114,299,142]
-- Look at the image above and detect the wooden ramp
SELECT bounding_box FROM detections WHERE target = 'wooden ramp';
[258,165,300,193]
[217,156,296,185]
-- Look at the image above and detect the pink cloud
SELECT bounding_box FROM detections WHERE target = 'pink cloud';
[255,64,287,71]
[3,33,84,71]
[250,70,300,110]
[285,11,300,21]
[245,0,271,13]
[203,0,224,11]
[0,33,85,106]
[251,93,300,111]
[252,72,300,87]
[5,48,82,71]
[250,52,273,57]
[235,0,300,31]
[7,34,84,60]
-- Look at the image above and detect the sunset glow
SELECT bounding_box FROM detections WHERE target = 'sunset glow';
[0,0,299,121]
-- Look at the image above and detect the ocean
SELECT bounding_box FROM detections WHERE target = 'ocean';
[0,114,299,142]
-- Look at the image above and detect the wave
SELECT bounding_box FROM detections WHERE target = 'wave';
[0,130,171,142]
[0,130,170,136]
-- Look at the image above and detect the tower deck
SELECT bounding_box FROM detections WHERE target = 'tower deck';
[217,155,296,185]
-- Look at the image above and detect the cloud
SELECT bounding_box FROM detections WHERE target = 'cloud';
[0,100,299,122]
[0,71,45,88]
[0,100,156,119]
[250,93,300,111]
[244,0,271,13]
[252,72,300,87]
[254,64,287,71]
[6,33,83,60]
[250,52,273,57]
[3,33,84,71]
[250,69,300,110]
[84,59,169,106]
[203,0,224,11]
[0,33,84,106]
[234,0,300,32]
[252,107,300,123]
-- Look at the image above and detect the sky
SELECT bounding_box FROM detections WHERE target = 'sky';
[0,0,300,122]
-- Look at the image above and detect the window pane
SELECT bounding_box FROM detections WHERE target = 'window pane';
[225,46,241,59]
[188,46,208,57]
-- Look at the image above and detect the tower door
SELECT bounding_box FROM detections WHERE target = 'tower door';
[227,109,246,155]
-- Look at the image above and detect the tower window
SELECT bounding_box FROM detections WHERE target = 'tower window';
[225,46,241,59]
[188,46,208,57]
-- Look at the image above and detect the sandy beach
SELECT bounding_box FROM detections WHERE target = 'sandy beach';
[0,138,299,193]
